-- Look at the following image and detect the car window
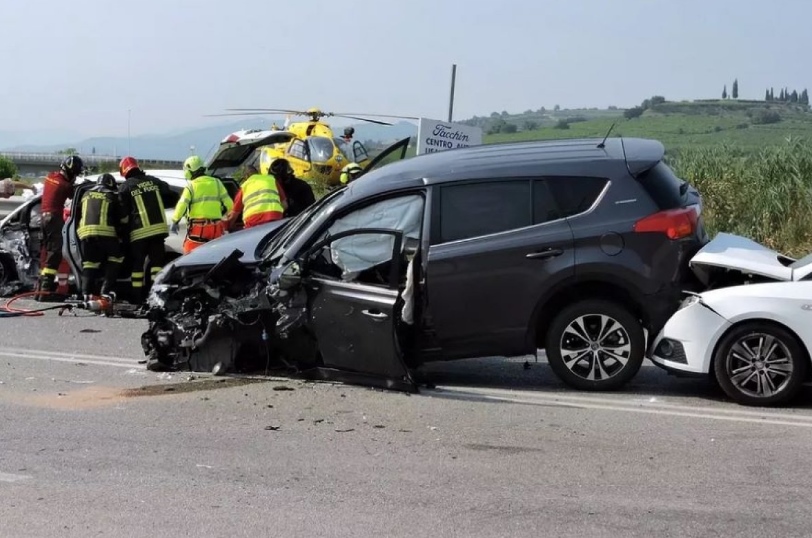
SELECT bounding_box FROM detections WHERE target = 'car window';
[534,177,607,222]
[319,194,423,280]
[636,161,688,209]
[287,140,308,161]
[436,180,532,243]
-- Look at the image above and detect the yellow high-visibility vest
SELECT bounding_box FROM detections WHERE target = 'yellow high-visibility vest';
[241,174,284,219]
[173,175,233,222]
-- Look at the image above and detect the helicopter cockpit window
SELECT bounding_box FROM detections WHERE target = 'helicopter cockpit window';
[287,139,309,162]
[307,137,335,163]
[333,138,353,161]
[352,141,369,162]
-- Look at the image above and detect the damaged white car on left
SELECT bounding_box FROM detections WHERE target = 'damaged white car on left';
[650,233,812,406]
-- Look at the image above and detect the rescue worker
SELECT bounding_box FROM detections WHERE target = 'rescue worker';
[38,155,84,299]
[340,162,363,185]
[222,157,286,230]
[77,173,126,300]
[0,178,36,199]
[170,155,233,253]
[118,156,173,304]
[270,158,315,218]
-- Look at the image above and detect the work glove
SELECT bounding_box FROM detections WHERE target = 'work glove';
[170,222,179,235]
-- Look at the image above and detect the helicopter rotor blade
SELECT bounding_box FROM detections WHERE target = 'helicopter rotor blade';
[333,112,420,120]
[335,115,393,126]
[203,113,287,118]
[224,108,308,115]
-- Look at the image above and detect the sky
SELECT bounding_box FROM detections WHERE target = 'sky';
[2,0,811,140]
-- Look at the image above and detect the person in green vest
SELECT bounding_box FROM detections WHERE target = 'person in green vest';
[170,155,233,254]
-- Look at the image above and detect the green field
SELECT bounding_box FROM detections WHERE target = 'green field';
[480,100,812,154]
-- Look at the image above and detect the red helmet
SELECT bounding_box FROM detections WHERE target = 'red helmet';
[119,156,140,177]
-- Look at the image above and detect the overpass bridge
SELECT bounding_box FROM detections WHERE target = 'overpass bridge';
[0,152,183,177]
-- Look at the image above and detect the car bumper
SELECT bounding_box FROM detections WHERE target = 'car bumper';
[648,298,731,375]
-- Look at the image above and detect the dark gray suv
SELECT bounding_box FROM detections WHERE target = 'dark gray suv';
[143,136,707,392]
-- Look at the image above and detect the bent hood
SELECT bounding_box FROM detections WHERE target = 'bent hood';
[689,232,798,284]
[172,219,289,268]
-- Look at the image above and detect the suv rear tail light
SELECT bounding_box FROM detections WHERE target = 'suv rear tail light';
[633,207,697,240]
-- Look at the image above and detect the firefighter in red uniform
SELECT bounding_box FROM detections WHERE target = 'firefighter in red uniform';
[38,155,84,300]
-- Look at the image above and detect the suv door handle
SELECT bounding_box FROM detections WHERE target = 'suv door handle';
[362,309,389,321]
[526,248,564,260]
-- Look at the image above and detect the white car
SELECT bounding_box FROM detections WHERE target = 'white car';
[650,232,812,406]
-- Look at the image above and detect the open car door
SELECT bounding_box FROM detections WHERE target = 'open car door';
[302,227,416,392]
[62,182,96,291]
[360,137,411,176]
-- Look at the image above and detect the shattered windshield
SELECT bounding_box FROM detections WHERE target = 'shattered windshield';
[263,188,345,262]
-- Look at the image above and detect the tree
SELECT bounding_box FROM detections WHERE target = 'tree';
[553,104,561,111]
[722,85,728,99]
[624,106,645,119]
[780,88,786,101]
[770,87,775,101]
[791,90,799,103]
[765,88,771,101]
[58,147,77,155]
[752,109,781,125]
[523,120,539,131]
[732,79,739,99]
[501,123,518,134]
[801,89,809,105]
[0,156,17,179]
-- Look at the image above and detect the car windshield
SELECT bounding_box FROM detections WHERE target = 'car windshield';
[790,252,812,270]
[307,137,335,163]
[262,188,346,262]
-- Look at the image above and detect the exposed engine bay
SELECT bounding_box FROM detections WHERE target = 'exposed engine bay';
[0,208,43,296]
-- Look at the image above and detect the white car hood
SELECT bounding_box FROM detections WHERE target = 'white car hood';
[689,232,806,284]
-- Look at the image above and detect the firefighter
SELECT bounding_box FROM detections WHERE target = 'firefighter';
[270,158,315,218]
[222,157,286,230]
[77,173,126,300]
[170,155,233,253]
[340,162,363,185]
[118,156,173,304]
[37,155,84,300]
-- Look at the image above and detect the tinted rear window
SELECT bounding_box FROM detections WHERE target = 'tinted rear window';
[535,177,607,222]
[437,180,532,243]
[636,161,687,209]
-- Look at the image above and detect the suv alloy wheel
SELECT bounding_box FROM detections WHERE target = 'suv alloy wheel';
[545,299,645,391]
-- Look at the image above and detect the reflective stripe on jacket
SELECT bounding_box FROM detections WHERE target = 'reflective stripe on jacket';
[119,174,170,241]
[77,187,122,240]
[173,175,233,222]
[241,174,284,220]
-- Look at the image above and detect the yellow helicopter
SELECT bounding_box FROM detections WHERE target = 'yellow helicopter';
[207,107,417,186]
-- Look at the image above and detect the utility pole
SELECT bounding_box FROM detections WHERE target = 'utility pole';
[127,109,131,155]
[448,64,457,122]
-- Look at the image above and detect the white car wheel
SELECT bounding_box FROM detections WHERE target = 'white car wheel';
[713,323,808,407]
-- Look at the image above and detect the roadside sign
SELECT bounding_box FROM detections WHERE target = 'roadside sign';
[415,118,483,155]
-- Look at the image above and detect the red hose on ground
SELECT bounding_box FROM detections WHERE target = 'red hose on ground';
[1,291,69,317]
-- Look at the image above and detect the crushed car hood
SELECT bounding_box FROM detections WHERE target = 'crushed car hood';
[171,219,289,268]
[689,232,809,284]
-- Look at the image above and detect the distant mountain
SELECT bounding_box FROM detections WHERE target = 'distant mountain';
[0,118,418,161]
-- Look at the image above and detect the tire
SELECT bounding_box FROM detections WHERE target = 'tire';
[0,254,15,287]
[713,322,807,407]
[545,299,645,391]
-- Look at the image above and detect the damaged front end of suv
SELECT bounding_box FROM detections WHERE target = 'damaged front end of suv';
[141,221,321,377]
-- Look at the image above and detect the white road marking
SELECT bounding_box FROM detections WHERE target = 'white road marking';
[0,472,31,483]
[431,386,812,428]
[0,349,142,370]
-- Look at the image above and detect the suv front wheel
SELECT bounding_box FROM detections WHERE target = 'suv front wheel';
[545,300,645,391]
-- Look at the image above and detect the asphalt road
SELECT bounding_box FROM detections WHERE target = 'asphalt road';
[2,305,812,537]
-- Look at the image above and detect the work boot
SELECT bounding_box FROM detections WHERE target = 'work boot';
[36,275,56,302]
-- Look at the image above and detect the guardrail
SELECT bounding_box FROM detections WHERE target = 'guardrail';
[0,152,183,167]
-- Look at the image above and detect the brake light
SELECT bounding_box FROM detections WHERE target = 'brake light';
[633,207,697,239]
